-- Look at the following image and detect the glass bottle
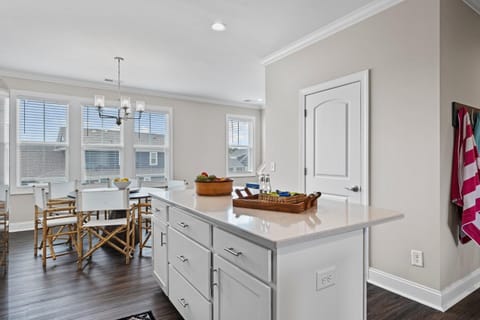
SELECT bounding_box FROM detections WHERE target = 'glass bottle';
[259,174,266,193]
[265,174,272,193]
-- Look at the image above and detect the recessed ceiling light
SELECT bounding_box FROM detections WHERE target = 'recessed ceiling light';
[243,98,264,103]
[211,21,226,32]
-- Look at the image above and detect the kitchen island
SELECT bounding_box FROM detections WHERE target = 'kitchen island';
[149,188,402,320]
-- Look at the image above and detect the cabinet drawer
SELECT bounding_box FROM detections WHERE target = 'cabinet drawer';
[213,228,272,283]
[170,207,211,247]
[169,227,211,298]
[169,265,212,320]
[151,198,168,222]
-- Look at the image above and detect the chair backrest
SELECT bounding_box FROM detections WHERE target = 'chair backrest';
[0,185,9,212]
[76,189,130,212]
[33,186,47,210]
[48,181,76,200]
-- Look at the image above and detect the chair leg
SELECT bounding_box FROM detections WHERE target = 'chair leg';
[138,214,143,256]
[88,229,92,261]
[42,227,47,268]
[77,224,83,271]
[33,221,38,256]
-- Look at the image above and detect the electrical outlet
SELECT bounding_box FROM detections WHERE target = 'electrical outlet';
[143,176,152,182]
[411,250,424,267]
[270,161,276,172]
[316,266,336,291]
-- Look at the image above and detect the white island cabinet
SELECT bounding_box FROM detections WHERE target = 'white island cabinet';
[150,189,402,320]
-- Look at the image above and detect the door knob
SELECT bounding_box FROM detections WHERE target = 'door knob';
[345,185,361,192]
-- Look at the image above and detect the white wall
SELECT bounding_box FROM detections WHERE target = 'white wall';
[439,0,480,289]
[2,76,262,226]
[264,0,442,289]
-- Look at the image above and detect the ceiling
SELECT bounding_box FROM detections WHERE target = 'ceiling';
[0,0,377,107]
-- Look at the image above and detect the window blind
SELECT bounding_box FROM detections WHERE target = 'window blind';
[84,150,120,182]
[134,111,168,146]
[17,99,68,186]
[228,119,250,146]
[82,106,121,145]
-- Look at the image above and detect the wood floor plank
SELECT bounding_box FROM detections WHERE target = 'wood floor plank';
[3,231,480,319]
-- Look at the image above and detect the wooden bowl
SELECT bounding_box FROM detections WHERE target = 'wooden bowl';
[195,180,233,196]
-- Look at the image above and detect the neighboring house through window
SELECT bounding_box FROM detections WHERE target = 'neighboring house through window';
[17,98,68,186]
[134,110,169,183]
[227,115,254,176]
[82,106,122,183]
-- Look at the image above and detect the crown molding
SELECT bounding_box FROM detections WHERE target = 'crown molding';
[464,0,480,15]
[0,67,264,110]
[261,0,405,66]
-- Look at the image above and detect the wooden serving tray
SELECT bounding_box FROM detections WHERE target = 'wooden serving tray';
[232,188,321,214]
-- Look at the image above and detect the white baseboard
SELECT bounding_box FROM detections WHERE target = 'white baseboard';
[441,267,480,311]
[9,221,33,232]
[368,267,442,311]
[368,267,480,312]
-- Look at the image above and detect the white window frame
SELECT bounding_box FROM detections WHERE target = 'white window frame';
[81,104,124,183]
[15,96,70,188]
[133,107,172,181]
[226,114,255,177]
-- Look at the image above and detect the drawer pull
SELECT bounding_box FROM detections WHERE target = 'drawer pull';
[224,247,242,257]
[176,255,189,263]
[160,232,166,246]
[177,222,189,228]
[154,208,161,212]
[178,298,189,308]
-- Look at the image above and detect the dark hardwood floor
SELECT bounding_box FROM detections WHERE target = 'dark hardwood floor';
[2,231,480,320]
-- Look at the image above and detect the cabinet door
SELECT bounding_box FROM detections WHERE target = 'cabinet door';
[213,255,271,320]
[153,215,168,294]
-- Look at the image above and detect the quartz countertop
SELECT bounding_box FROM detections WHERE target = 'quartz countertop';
[148,188,403,249]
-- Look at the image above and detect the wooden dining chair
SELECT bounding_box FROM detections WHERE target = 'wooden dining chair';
[76,189,135,270]
[33,186,77,268]
[47,181,76,207]
[0,185,9,276]
[136,200,152,256]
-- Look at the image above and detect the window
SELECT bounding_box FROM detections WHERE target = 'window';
[227,115,254,176]
[134,110,169,182]
[82,106,122,183]
[17,99,68,186]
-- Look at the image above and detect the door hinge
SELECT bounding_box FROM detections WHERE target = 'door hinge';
[304,109,307,117]
[304,168,307,175]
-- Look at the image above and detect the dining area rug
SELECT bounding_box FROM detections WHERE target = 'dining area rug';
[117,310,156,320]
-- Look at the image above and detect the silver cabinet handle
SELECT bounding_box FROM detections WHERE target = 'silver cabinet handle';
[345,185,361,192]
[224,247,242,256]
[154,208,161,212]
[177,222,189,228]
[177,255,188,262]
[178,298,188,308]
[160,232,166,246]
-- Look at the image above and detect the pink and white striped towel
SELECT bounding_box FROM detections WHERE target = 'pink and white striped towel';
[451,107,480,245]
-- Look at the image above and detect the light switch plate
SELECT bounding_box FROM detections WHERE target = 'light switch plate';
[270,161,276,172]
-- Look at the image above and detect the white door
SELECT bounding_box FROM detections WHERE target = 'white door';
[304,72,368,204]
[152,215,168,293]
[213,255,271,320]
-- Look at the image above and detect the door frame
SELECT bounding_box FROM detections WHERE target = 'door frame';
[298,69,370,205]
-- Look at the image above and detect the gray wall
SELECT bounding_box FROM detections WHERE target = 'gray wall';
[264,0,442,289]
[439,0,480,288]
[3,76,262,225]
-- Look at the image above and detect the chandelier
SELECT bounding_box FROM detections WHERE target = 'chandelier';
[94,56,145,126]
